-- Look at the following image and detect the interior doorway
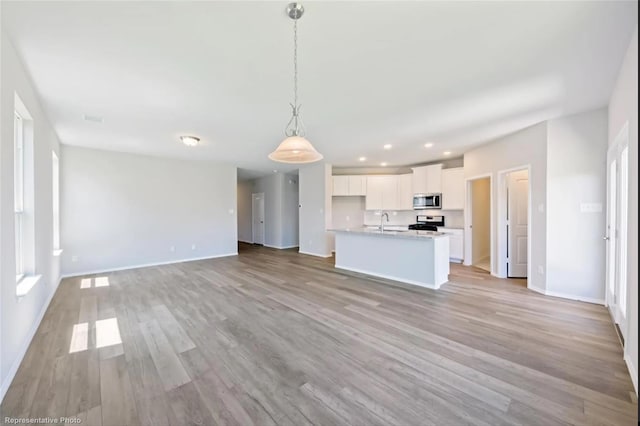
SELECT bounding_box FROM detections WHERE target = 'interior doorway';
[252,193,265,245]
[496,165,532,286]
[465,176,492,272]
[606,122,629,341]
[506,169,529,278]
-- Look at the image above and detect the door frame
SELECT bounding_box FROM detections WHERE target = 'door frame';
[606,121,629,339]
[251,192,265,245]
[497,165,532,286]
[464,173,493,274]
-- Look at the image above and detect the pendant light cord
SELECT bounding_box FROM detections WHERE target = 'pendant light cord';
[284,7,305,138]
[294,18,298,110]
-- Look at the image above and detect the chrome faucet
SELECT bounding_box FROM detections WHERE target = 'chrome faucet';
[380,211,389,232]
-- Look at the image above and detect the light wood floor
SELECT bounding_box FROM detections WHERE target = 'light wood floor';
[2,243,637,425]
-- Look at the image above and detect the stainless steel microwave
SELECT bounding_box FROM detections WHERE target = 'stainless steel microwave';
[413,193,442,209]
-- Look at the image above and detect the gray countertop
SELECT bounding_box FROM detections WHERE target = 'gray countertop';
[330,228,447,240]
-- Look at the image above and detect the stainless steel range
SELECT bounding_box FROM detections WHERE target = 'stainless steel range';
[408,215,445,231]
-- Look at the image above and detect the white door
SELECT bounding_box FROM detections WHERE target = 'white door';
[507,170,528,278]
[252,193,265,245]
[606,125,629,339]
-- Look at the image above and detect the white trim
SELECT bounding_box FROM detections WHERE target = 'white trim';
[496,165,533,286]
[528,283,546,295]
[542,289,605,305]
[16,275,42,297]
[526,283,604,305]
[298,250,332,258]
[238,239,253,244]
[624,353,638,395]
[464,173,494,273]
[61,252,238,279]
[1,275,62,403]
[264,244,299,250]
[335,264,441,290]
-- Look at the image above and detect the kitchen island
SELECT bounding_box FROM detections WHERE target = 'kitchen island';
[331,228,450,289]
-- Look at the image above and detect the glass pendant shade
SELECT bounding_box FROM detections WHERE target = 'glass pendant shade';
[268,135,323,163]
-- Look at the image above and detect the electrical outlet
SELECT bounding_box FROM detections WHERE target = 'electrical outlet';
[170,246,175,252]
[191,244,196,250]
[538,265,544,274]
[71,255,78,262]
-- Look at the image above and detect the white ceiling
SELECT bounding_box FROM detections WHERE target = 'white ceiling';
[2,1,637,177]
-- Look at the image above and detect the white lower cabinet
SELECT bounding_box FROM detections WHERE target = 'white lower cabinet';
[438,228,464,262]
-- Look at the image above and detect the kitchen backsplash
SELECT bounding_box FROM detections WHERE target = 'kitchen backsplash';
[331,197,464,229]
[363,210,464,228]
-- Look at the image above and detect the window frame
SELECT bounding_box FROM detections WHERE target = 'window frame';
[14,112,25,282]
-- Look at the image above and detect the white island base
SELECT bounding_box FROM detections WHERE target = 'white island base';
[333,230,450,289]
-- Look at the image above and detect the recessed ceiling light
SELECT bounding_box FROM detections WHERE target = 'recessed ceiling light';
[273,169,278,173]
[358,156,367,162]
[383,144,392,150]
[424,143,434,148]
[180,136,200,147]
[380,162,388,167]
[443,151,452,156]
[83,115,103,123]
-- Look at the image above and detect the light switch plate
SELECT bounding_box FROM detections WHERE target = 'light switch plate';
[580,203,602,213]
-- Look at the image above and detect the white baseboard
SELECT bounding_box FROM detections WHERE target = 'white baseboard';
[298,250,332,258]
[264,244,299,250]
[0,275,62,403]
[238,239,253,244]
[624,353,638,395]
[61,252,238,279]
[543,289,605,305]
[335,264,440,290]
[528,283,546,295]
[528,285,605,305]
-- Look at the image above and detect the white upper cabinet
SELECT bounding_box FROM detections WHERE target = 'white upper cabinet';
[332,176,349,196]
[412,164,442,194]
[366,176,398,210]
[348,175,367,196]
[332,175,367,196]
[396,174,414,211]
[441,167,465,210]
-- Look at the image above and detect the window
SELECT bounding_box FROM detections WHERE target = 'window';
[14,94,39,297]
[52,151,61,252]
[14,112,25,281]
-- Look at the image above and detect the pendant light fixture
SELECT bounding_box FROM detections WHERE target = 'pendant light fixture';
[269,2,323,164]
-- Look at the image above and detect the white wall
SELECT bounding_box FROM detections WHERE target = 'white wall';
[333,197,365,230]
[248,172,299,249]
[464,122,548,291]
[236,180,253,243]
[61,146,238,276]
[546,109,608,302]
[251,173,284,248]
[609,27,638,393]
[299,163,332,257]
[282,173,299,248]
[1,35,62,401]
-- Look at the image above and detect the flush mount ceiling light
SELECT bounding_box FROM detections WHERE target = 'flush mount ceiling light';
[424,143,434,148]
[380,162,388,167]
[269,3,323,164]
[443,151,452,156]
[383,144,393,150]
[180,136,200,147]
[358,156,367,162]
[83,114,103,123]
